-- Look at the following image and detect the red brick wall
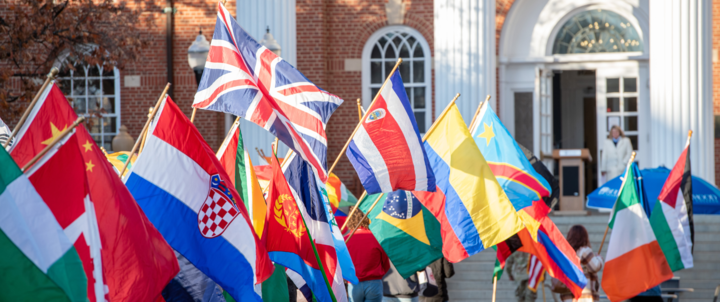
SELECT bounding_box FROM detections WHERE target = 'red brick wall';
[297,0,434,195]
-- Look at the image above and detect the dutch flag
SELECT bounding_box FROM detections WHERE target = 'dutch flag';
[347,69,436,194]
[125,96,274,302]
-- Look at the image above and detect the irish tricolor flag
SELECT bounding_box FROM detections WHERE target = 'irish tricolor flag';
[0,146,87,301]
[602,162,673,302]
[650,137,694,271]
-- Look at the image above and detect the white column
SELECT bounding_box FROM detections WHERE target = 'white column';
[236,0,297,66]
[649,0,713,183]
[434,0,495,123]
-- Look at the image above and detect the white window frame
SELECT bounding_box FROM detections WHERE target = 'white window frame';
[57,64,121,151]
[361,25,432,132]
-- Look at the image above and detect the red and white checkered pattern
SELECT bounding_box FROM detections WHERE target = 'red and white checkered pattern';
[198,189,239,238]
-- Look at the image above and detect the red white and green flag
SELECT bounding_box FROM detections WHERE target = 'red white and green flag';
[649,137,694,271]
[602,162,673,302]
[0,141,87,301]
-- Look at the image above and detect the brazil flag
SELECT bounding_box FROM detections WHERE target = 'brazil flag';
[359,190,444,278]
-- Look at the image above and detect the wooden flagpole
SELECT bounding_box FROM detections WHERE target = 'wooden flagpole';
[119,83,171,177]
[356,98,363,121]
[4,67,60,148]
[190,108,197,123]
[139,107,153,154]
[22,116,85,171]
[344,193,384,242]
[492,275,498,302]
[326,58,403,177]
[469,95,491,131]
[340,93,460,232]
[216,116,242,157]
[597,151,636,255]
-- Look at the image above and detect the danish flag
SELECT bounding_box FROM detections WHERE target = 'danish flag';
[193,2,343,182]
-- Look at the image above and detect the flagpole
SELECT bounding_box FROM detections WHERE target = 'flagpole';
[542,274,547,302]
[342,92,460,232]
[4,67,59,148]
[21,116,85,171]
[356,98,363,121]
[271,143,338,302]
[119,83,171,177]
[139,107,153,154]
[190,108,197,123]
[492,275,498,302]
[326,58,403,177]
[597,151,636,255]
[469,95,491,132]
[344,193,384,242]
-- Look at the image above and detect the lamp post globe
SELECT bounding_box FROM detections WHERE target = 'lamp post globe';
[187,30,210,85]
[260,26,281,57]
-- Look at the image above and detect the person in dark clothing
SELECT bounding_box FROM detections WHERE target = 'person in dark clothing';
[419,258,454,302]
[382,262,419,302]
[518,143,560,209]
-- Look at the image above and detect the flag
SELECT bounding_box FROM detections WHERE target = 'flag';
[316,176,359,284]
[602,163,673,302]
[649,140,693,271]
[104,151,137,177]
[326,173,358,208]
[419,104,524,262]
[346,69,435,194]
[161,252,226,302]
[125,96,274,302]
[492,247,504,281]
[281,152,350,300]
[527,255,545,293]
[287,269,313,301]
[469,102,552,235]
[193,2,342,182]
[492,234,524,281]
[217,121,267,237]
[358,190,443,278]
[0,146,87,301]
[8,83,178,301]
[262,153,338,302]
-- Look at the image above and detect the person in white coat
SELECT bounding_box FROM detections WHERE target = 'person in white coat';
[600,125,633,182]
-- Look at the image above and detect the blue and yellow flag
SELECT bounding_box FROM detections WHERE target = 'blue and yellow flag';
[469,103,551,210]
[359,190,443,278]
[422,104,524,262]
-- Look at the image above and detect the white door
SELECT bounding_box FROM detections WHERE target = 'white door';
[534,67,554,174]
[595,63,645,181]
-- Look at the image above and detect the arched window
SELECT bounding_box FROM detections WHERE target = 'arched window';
[362,26,432,132]
[57,64,121,151]
[552,9,643,54]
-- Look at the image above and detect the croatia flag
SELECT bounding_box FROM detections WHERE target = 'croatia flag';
[125,96,274,301]
[347,69,435,194]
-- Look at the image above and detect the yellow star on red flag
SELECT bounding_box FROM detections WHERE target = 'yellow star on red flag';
[82,140,94,152]
[41,122,68,145]
[86,160,95,172]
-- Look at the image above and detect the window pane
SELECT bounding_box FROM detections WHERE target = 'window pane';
[413,61,424,83]
[392,36,402,47]
[102,97,115,113]
[92,135,102,147]
[407,36,416,48]
[371,62,382,84]
[70,97,86,115]
[59,79,72,95]
[73,79,86,96]
[606,97,620,112]
[102,79,115,95]
[399,61,410,83]
[399,43,410,58]
[371,45,382,58]
[87,65,101,77]
[104,117,117,133]
[413,45,424,57]
[624,77,637,92]
[627,135,638,150]
[89,117,101,134]
[384,45,396,58]
[414,112,425,132]
[607,78,619,93]
[413,87,425,109]
[378,36,388,47]
[552,10,643,54]
[88,79,100,95]
[102,66,115,77]
[624,97,637,112]
[103,136,113,152]
[89,96,100,112]
[384,61,394,80]
[624,116,638,131]
[405,87,412,101]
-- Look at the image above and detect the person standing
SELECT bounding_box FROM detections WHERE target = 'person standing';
[345,211,391,302]
[600,125,633,182]
[551,225,603,302]
[505,252,536,302]
[419,258,454,302]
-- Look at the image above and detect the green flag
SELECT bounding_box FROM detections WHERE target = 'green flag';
[358,191,443,278]
[492,246,504,281]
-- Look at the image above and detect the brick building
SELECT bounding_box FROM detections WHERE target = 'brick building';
[6,0,720,196]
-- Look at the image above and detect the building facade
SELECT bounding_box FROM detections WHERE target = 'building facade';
[6,0,719,195]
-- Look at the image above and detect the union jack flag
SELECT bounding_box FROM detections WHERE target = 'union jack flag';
[193,2,343,181]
